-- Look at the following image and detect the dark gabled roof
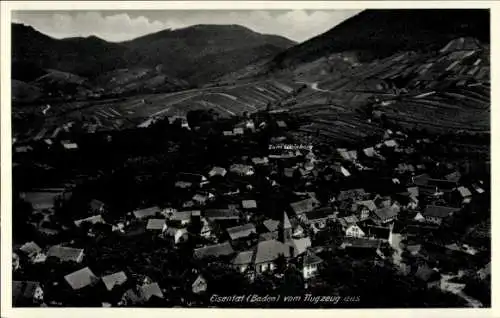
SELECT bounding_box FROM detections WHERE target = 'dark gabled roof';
[445,171,461,183]
[146,219,166,230]
[133,206,161,219]
[194,242,234,259]
[413,173,431,186]
[64,267,98,290]
[227,223,256,240]
[204,209,240,220]
[306,207,334,221]
[303,250,323,266]
[354,200,377,212]
[254,240,292,264]
[337,188,366,201]
[423,205,459,218]
[47,245,83,262]
[263,219,280,232]
[102,271,128,291]
[373,206,399,220]
[362,225,391,240]
[19,241,42,256]
[343,237,381,249]
[232,250,254,265]
[290,198,319,215]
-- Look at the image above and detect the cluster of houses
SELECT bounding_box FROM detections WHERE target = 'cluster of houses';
[12,112,490,307]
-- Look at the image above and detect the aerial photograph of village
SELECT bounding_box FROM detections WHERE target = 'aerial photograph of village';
[9,8,490,308]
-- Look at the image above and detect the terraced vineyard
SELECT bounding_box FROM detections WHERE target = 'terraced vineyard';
[13,79,301,143]
[279,37,490,143]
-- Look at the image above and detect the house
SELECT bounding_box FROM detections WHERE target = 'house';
[292,237,312,256]
[74,215,105,227]
[304,207,335,229]
[276,120,287,129]
[352,200,377,220]
[372,205,399,224]
[64,267,98,290]
[340,237,382,255]
[254,240,293,273]
[415,264,441,289]
[175,181,193,189]
[334,165,351,177]
[12,281,44,306]
[363,147,376,158]
[233,127,244,135]
[292,224,305,238]
[46,246,84,263]
[133,206,161,219]
[200,217,213,239]
[164,227,188,244]
[208,166,227,178]
[204,209,240,223]
[61,140,78,150]
[302,250,323,280]
[177,172,209,187]
[242,199,257,210]
[454,186,472,204]
[337,188,366,201]
[252,157,269,165]
[101,271,128,291]
[290,198,320,218]
[170,210,200,225]
[192,275,208,294]
[338,215,360,229]
[146,219,167,231]
[121,283,164,305]
[192,193,214,205]
[230,164,255,176]
[445,171,461,183]
[112,222,125,233]
[19,241,42,261]
[227,223,257,241]
[413,212,426,222]
[422,205,459,225]
[345,224,365,238]
[384,139,398,148]
[194,242,235,259]
[232,250,255,273]
[362,224,393,242]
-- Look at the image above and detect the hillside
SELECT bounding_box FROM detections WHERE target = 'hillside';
[11,23,296,102]
[267,9,489,71]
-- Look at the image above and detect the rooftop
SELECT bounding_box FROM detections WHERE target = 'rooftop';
[227,223,257,241]
[254,239,292,264]
[423,205,460,218]
[102,271,128,291]
[64,267,98,290]
[194,242,234,259]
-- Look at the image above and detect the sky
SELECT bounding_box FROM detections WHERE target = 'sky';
[11,10,362,43]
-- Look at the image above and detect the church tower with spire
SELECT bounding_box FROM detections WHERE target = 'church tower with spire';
[279,211,292,243]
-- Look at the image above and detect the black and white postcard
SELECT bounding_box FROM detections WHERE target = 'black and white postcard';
[0,1,496,317]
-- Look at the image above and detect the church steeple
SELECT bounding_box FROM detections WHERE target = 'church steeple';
[279,211,292,243]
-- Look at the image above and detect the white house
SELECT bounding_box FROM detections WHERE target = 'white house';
[345,224,365,238]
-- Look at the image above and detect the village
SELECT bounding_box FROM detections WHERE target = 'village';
[11,105,491,308]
